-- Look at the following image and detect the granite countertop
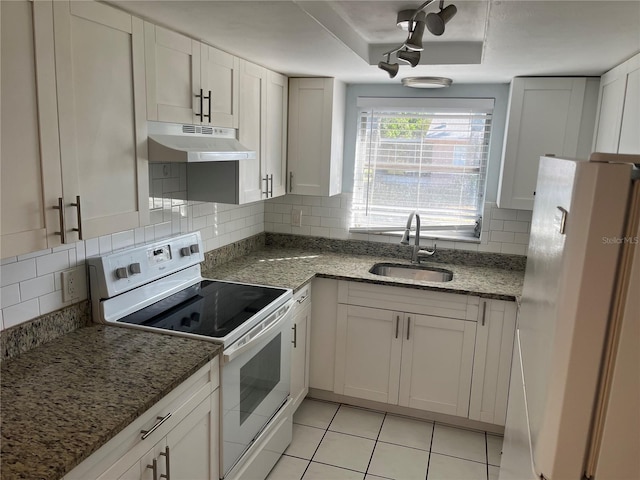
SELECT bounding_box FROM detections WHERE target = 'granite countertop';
[203,247,524,301]
[1,325,222,480]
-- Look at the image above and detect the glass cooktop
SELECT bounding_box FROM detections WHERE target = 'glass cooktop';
[118,280,288,339]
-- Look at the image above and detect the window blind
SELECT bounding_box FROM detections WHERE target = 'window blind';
[351,98,493,240]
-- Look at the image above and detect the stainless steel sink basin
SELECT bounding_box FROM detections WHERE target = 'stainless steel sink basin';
[369,263,453,282]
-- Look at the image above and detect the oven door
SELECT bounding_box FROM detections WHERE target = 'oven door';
[221,302,292,477]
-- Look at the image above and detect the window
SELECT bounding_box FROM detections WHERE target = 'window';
[350,97,494,241]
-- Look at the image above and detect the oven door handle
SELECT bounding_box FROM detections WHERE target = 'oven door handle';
[223,304,291,364]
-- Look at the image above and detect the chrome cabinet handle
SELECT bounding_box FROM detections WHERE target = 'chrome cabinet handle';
[269,174,274,197]
[406,317,411,340]
[262,176,269,197]
[395,315,400,339]
[557,206,568,235]
[160,446,170,480]
[296,293,308,304]
[147,459,158,480]
[289,172,293,192]
[70,195,83,240]
[204,90,211,121]
[481,301,487,326]
[292,323,297,348]
[140,413,172,440]
[53,197,66,244]
[195,89,204,122]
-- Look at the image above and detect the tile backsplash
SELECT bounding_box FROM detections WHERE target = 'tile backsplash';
[1,160,530,332]
[265,193,531,256]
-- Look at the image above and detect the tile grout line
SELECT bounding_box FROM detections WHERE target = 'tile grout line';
[425,420,437,479]
[485,431,490,480]
[299,402,344,480]
[363,410,387,478]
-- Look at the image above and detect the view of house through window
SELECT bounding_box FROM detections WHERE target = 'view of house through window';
[350,97,494,241]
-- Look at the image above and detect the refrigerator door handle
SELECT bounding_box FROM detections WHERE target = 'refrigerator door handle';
[557,206,568,235]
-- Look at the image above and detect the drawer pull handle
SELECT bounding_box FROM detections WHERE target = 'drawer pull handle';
[147,459,158,480]
[296,294,308,304]
[140,412,172,440]
[292,323,298,348]
[160,446,170,480]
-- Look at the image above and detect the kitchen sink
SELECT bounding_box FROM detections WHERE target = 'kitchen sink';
[369,263,454,282]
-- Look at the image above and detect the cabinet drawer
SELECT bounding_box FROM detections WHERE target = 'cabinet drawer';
[66,357,219,479]
[338,281,476,321]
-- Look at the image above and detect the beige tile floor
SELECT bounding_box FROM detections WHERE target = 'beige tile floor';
[267,399,503,480]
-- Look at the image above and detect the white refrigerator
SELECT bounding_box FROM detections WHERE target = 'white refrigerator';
[500,153,640,480]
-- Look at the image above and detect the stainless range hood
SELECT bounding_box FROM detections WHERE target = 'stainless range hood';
[148,121,256,162]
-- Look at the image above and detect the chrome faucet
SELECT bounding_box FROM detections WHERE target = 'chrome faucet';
[400,211,436,263]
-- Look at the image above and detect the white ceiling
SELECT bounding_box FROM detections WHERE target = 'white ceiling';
[110,0,640,84]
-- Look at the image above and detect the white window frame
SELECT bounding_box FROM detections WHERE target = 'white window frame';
[349,97,494,242]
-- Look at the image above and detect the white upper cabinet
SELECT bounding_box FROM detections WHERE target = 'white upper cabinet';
[288,78,345,196]
[145,24,239,128]
[1,0,63,257]
[144,24,201,125]
[52,0,149,240]
[238,59,267,204]
[265,71,289,199]
[593,53,640,155]
[497,77,598,210]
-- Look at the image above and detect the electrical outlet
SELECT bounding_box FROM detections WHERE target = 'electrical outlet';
[291,209,302,227]
[62,268,82,302]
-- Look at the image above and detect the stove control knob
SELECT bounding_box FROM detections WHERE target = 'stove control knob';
[180,247,191,257]
[115,267,129,279]
[129,263,141,275]
[190,244,200,254]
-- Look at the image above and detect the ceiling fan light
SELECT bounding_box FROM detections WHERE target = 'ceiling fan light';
[378,61,400,78]
[397,49,421,67]
[401,76,453,88]
[426,4,457,36]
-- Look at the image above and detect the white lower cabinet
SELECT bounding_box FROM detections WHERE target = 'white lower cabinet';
[66,358,220,480]
[329,280,516,425]
[290,284,312,412]
[469,299,517,426]
[334,305,476,417]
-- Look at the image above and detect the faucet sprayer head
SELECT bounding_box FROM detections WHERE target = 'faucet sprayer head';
[400,230,411,245]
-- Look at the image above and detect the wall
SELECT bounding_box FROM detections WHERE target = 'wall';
[0,163,264,331]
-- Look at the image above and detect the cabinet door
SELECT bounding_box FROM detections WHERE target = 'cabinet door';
[96,438,167,480]
[309,278,338,391]
[1,0,63,257]
[498,77,587,210]
[288,78,333,196]
[469,300,517,426]
[334,305,402,404]
[593,70,627,154]
[291,300,311,411]
[166,392,218,480]
[398,314,476,417]
[202,45,239,128]
[238,60,266,204]
[618,59,640,154]
[144,23,201,125]
[265,70,288,198]
[53,0,149,240]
